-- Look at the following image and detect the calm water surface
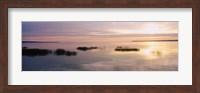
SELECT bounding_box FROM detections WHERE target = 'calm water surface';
[22,41,178,71]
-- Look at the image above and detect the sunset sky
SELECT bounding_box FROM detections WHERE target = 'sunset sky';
[22,22,178,42]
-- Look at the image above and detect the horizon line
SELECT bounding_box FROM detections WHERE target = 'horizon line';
[22,39,178,43]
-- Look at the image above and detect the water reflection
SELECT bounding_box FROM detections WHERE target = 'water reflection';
[140,42,163,59]
[22,41,178,71]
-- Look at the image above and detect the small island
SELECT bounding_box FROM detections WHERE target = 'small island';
[54,49,77,56]
[77,47,98,51]
[115,46,140,52]
[22,47,77,56]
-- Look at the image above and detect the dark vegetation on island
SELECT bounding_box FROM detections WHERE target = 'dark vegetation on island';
[77,47,98,51]
[115,46,140,52]
[54,49,77,56]
[23,46,100,57]
[23,45,141,57]
[22,47,77,57]
[22,47,52,56]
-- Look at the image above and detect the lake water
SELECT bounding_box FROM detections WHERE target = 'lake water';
[22,41,178,71]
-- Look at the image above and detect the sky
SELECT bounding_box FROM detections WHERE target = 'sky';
[22,22,178,42]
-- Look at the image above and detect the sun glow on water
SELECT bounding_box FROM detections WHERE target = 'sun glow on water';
[141,42,163,59]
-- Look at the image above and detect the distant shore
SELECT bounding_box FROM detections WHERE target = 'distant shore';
[132,40,178,42]
[22,41,59,43]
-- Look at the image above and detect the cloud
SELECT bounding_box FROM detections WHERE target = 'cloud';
[22,21,178,42]
[23,21,178,36]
